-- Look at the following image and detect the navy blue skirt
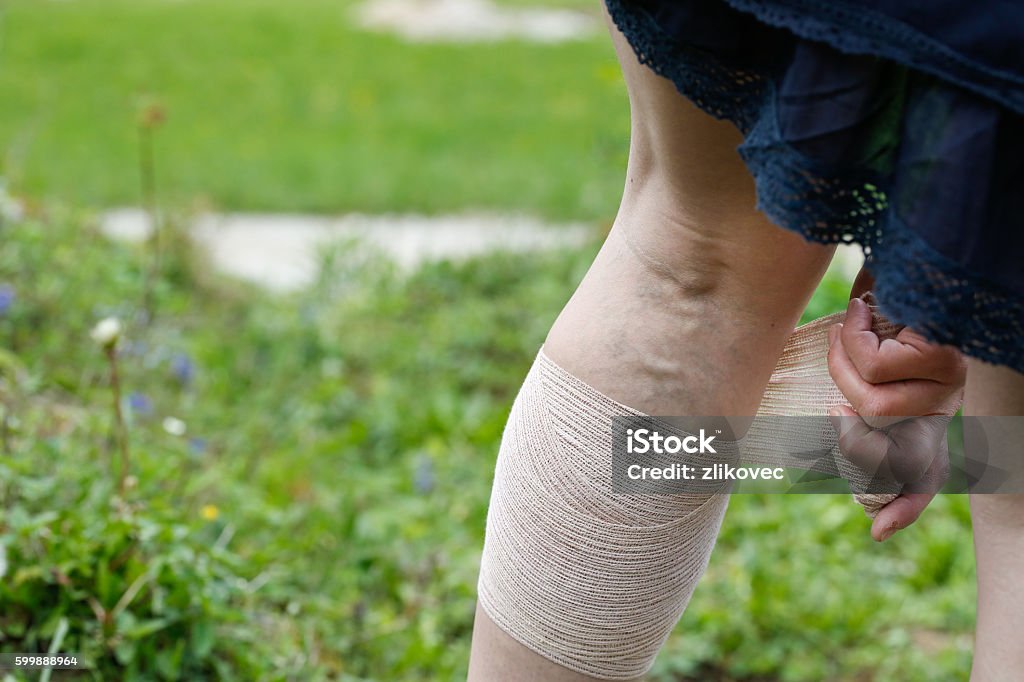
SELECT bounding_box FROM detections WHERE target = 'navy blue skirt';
[605,0,1024,372]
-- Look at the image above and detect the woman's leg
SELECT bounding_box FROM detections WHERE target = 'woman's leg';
[965,360,1024,681]
[468,12,835,680]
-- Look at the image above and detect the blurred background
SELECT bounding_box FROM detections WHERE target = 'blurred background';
[0,0,974,679]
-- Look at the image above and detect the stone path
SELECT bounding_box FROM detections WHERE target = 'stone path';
[100,209,593,291]
[100,208,863,292]
[354,0,598,43]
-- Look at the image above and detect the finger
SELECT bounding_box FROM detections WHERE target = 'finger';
[829,328,926,422]
[870,439,949,541]
[828,331,958,419]
[828,324,876,410]
[830,410,944,484]
[849,268,875,300]
[892,326,968,384]
[828,405,896,479]
[827,403,868,440]
[871,494,930,542]
[871,454,949,542]
[841,297,961,384]
[884,417,950,483]
[861,379,961,422]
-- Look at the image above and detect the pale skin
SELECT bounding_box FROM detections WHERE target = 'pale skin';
[964,363,1024,682]
[468,9,1023,681]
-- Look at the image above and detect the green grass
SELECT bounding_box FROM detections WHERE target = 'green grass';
[0,0,627,220]
[0,211,975,680]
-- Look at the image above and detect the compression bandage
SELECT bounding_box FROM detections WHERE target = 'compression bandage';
[478,306,922,679]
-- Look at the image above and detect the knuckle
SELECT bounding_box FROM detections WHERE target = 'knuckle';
[858,354,885,383]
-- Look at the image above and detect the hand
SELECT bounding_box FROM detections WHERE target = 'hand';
[827,293,966,541]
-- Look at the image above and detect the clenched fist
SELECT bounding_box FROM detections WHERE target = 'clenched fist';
[827,288,966,542]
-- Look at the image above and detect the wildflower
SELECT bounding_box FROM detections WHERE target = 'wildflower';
[162,416,186,436]
[90,317,123,350]
[169,353,196,386]
[127,392,153,416]
[0,284,14,316]
[188,437,208,456]
[200,504,219,521]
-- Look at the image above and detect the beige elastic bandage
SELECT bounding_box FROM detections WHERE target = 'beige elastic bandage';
[478,307,914,678]
[757,309,905,516]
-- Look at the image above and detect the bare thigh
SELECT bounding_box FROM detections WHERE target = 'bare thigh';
[469,10,835,681]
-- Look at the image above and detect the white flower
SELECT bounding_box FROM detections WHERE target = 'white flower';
[162,416,187,437]
[90,317,123,349]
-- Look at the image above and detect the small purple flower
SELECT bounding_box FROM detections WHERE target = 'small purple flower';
[188,437,208,456]
[170,353,196,386]
[0,284,15,316]
[127,392,153,416]
[414,457,435,494]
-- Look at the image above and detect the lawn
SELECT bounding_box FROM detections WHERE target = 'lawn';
[0,0,625,220]
[0,1,977,680]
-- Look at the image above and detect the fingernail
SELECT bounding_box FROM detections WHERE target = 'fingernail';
[878,523,899,542]
[827,408,845,436]
[850,297,866,312]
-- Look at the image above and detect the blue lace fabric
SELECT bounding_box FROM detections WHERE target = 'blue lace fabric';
[605,0,1024,373]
